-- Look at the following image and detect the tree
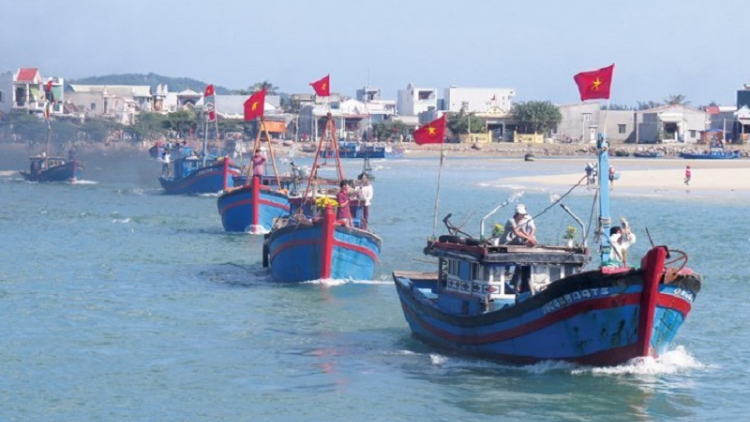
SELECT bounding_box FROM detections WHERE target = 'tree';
[371,120,409,142]
[446,111,484,137]
[251,81,279,95]
[637,101,662,110]
[664,94,690,106]
[511,101,562,134]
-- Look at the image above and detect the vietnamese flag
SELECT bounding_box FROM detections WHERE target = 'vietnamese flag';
[244,89,266,121]
[310,75,330,97]
[573,64,614,101]
[204,84,215,97]
[413,115,446,145]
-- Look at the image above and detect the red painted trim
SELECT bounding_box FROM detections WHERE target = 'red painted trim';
[222,156,230,190]
[637,247,666,357]
[320,206,335,279]
[251,175,260,230]
[332,239,379,262]
[269,239,319,261]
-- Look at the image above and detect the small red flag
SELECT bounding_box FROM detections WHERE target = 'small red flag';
[413,115,447,145]
[204,84,215,97]
[573,64,614,101]
[310,75,330,97]
[244,89,266,121]
[45,80,53,92]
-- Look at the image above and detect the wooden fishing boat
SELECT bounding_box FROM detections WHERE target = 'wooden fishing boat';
[633,150,665,158]
[159,154,241,195]
[393,135,701,366]
[263,111,382,282]
[20,155,84,183]
[679,144,739,159]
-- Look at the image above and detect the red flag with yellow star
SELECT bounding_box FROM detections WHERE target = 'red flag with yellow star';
[573,64,614,101]
[244,89,266,121]
[310,75,330,97]
[413,115,446,145]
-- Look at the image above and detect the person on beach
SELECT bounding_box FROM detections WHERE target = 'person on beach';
[608,224,636,267]
[609,166,616,186]
[251,149,266,179]
[684,165,691,185]
[500,204,537,246]
[336,180,353,227]
[355,174,373,229]
[585,162,596,186]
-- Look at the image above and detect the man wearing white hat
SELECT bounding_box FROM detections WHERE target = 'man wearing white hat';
[500,204,537,246]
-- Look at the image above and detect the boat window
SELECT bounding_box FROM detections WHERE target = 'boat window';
[471,263,478,280]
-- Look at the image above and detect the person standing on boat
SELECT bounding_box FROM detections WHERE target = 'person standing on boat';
[684,165,691,185]
[500,204,537,246]
[608,225,636,267]
[336,180,353,227]
[251,149,266,179]
[356,174,373,230]
[161,150,170,177]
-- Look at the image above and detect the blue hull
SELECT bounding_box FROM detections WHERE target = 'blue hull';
[217,185,291,233]
[159,163,241,195]
[393,265,700,366]
[265,218,382,283]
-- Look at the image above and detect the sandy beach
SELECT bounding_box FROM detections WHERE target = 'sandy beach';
[500,157,750,192]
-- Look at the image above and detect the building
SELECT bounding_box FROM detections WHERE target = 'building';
[555,103,634,143]
[443,86,515,114]
[67,84,152,124]
[397,83,437,116]
[635,105,707,144]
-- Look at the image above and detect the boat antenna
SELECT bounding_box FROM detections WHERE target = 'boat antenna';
[597,132,613,265]
[431,148,447,239]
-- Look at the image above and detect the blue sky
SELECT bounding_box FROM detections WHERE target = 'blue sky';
[2,0,748,107]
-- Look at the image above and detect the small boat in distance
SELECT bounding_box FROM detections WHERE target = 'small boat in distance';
[392,134,701,366]
[633,150,665,158]
[679,143,740,159]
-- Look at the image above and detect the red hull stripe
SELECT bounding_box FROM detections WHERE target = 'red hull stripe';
[402,291,692,345]
[332,238,378,262]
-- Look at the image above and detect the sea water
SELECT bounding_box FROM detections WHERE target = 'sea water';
[1,148,748,421]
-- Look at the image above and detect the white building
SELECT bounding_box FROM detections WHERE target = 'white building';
[443,86,515,114]
[397,83,437,116]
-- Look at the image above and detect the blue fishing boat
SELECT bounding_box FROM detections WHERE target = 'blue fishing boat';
[217,175,292,233]
[392,135,701,366]
[263,111,382,282]
[264,205,382,282]
[159,155,241,195]
[679,143,739,159]
[20,155,84,183]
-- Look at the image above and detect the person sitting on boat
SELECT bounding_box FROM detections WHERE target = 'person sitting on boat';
[608,225,636,267]
[355,174,373,230]
[251,149,266,179]
[500,204,537,246]
[336,180,353,227]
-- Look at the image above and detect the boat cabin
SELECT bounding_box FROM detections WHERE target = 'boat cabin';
[430,242,590,314]
[28,156,66,172]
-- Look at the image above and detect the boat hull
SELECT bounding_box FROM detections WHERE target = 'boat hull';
[393,250,700,366]
[159,162,241,195]
[217,177,291,233]
[265,210,382,283]
[20,160,84,183]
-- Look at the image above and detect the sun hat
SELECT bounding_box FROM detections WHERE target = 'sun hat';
[515,204,527,215]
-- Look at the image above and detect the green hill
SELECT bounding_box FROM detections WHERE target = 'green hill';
[67,72,232,94]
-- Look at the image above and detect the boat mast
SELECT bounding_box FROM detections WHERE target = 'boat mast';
[597,133,612,264]
[202,117,208,167]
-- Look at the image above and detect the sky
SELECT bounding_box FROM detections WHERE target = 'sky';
[2,0,749,108]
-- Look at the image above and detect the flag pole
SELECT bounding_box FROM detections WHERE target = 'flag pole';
[431,126,447,239]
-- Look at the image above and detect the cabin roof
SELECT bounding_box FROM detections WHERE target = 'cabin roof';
[426,242,591,266]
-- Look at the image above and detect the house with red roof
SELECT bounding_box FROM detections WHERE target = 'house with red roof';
[11,68,64,116]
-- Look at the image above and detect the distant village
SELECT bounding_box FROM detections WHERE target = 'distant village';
[2,67,750,146]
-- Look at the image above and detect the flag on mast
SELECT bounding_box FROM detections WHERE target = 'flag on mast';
[204,84,216,122]
[244,89,267,121]
[310,75,330,97]
[413,115,447,145]
[573,64,615,101]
